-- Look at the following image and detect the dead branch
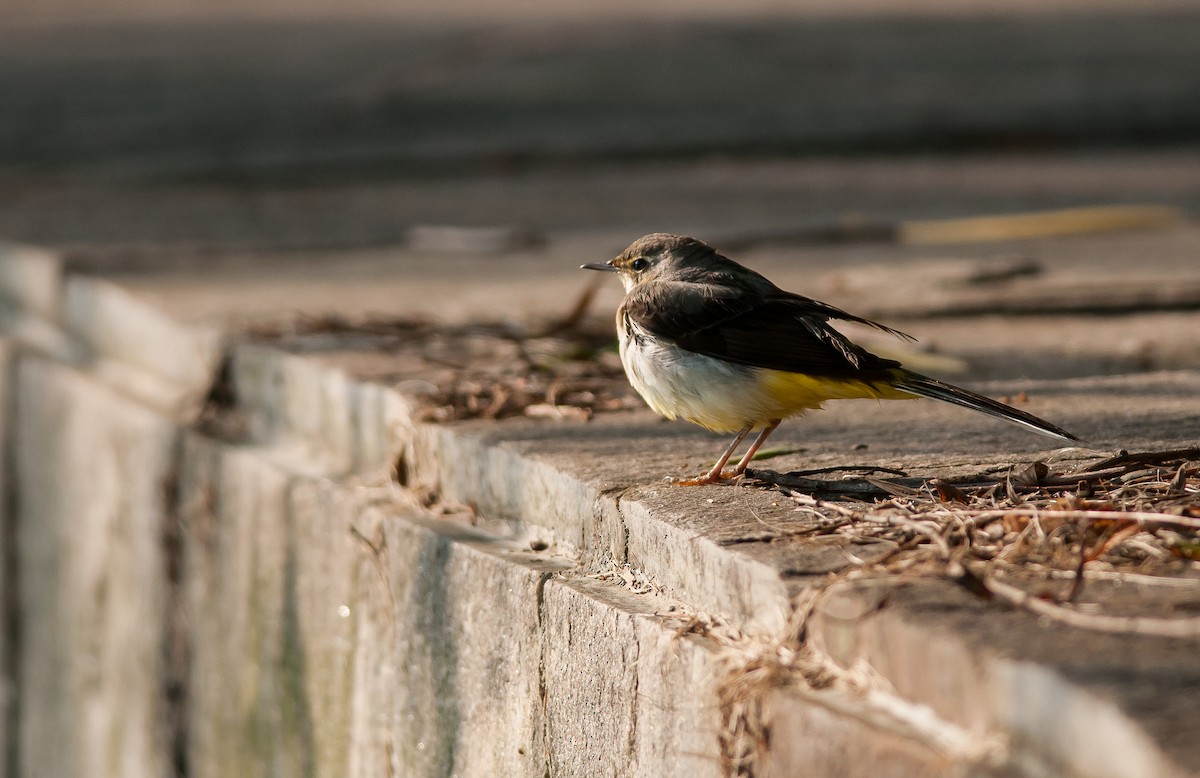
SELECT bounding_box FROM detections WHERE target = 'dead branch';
[975,567,1200,638]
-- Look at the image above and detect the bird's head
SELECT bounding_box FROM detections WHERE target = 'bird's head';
[581,233,719,292]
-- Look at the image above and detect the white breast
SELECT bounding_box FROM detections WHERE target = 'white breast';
[618,317,766,433]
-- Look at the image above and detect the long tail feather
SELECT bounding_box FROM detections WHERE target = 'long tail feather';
[893,371,1080,444]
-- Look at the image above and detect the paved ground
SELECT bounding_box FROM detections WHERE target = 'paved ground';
[3,8,1200,257]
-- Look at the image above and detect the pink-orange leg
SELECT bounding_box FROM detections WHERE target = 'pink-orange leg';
[673,419,782,486]
[730,419,782,476]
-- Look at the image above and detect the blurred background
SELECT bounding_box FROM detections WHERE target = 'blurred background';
[1,0,1199,330]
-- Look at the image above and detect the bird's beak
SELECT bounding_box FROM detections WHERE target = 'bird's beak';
[580,260,618,272]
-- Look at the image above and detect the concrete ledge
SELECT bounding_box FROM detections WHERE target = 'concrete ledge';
[0,244,61,319]
[3,253,1199,776]
[811,580,1197,778]
[0,337,13,778]
[211,296,1200,776]
[62,276,223,420]
[211,270,1200,774]
[177,430,726,776]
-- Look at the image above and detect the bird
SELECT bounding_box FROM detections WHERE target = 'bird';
[582,232,1079,485]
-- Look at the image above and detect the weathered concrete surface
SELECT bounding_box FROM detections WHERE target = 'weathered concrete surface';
[540,576,722,777]
[0,338,11,778]
[1,240,742,776]
[176,429,727,777]
[807,580,1200,778]
[61,275,223,420]
[5,256,1200,777]
[13,355,175,778]
[2,155,1199,775]
[179,436,325,778]
[359,372,1200,776]
[190,267,1200,778]
[761,690,975,778]
[0,242,66,778]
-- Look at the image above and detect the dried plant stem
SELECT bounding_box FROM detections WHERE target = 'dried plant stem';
[947,508,1200,531]
[976,568,1200,637]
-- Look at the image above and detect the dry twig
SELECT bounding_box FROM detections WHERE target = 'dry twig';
[765,449,1200,635]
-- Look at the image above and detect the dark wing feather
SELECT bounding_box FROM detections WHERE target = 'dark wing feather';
[624,280,907,380]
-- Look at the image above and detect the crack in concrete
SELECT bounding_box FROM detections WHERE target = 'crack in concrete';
[533,570,555,778]
[625,633,641,768]
[1,347,23,778]
[159,440,191,778]
[597,484,638,567]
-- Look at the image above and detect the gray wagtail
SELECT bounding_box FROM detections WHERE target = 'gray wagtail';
[583,233,1079,486]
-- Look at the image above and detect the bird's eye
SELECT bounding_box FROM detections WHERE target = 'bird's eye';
[630,257,650,272]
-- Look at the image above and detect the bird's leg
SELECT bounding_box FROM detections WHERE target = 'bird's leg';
[672,425,752,486]
[730,419,782,476]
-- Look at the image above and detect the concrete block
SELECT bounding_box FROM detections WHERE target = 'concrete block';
[228,344,364,476]
[343,526,397,778]
[175,415,730,778]
[620,494,792,637]
[0,338,12,778]
[181,430,435,778]
[178,434,318,778]
[61,277,223,421]
[0,243,61,319]
[811,580,1196,778]
[540,577,723,778]
[13,354,175,778]
[416,423,603,553]
[762,690,968,778]
[0,245,79,363]
[351,378,415,476]
[990,658,1190,778]
[63,276,221,392]
[180,429,562,778]
[6,246,1197,778]
[223,341,423,478]
[285,476,370,777]
[380,515,555,778]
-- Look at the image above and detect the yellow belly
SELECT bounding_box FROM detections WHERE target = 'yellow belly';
[757,368,914,415]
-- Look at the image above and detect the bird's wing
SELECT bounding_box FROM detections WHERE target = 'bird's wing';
[623,281,906,379]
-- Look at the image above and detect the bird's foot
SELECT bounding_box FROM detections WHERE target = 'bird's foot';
[670,469,743,486]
